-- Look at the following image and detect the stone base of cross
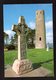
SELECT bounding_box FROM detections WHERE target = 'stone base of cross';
[12,16,33,75]
[12,59,33,75]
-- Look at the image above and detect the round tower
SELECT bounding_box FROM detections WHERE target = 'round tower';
[35,10,46,49]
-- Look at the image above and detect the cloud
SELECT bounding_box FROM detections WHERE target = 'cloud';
[28,22,35,29]
[28,20,53,43]
[45,20,53,43]
[4,20,53,44]
[4,30,15,39]
[46,31,53,43]
[45,20,53,30]
[46,31,53,37]
[29,20,53,30]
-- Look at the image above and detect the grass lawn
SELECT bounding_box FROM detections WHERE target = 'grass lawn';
[4,49,54,76]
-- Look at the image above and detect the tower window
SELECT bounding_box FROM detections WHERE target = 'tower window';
[39,37,41,41]
[40,11,42,14]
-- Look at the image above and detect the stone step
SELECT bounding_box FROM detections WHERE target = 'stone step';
[4,67,52,77]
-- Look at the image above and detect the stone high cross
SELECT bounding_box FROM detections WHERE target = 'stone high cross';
[12,16,33,75]
[12,16,28,60]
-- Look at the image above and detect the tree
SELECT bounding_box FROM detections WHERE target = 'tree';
[10,36,15,45]
[12,28,35,48]
[26,28,35,44]
[4,32,9,45]
[26,28,35,48]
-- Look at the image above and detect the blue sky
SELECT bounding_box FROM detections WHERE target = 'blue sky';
[3,4,53,43]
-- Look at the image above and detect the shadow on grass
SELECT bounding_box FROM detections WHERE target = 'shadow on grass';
[33,59,53,70]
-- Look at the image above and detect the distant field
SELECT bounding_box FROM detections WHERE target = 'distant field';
[4,49,54,76]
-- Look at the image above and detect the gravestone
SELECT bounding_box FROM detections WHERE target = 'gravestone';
[12,16,33,75]
[46,43,49,51]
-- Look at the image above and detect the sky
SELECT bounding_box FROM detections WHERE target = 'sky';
[3,4,53,44]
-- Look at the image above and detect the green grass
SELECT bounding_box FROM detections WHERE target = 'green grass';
[4,50,18,65]
[27,49,54,71]
[4,49,54,76]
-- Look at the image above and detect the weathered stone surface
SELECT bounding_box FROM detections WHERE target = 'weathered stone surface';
[12,59,33,75]
[12,16,27,60]
[35,10,46,49]
[12,16,33,75]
